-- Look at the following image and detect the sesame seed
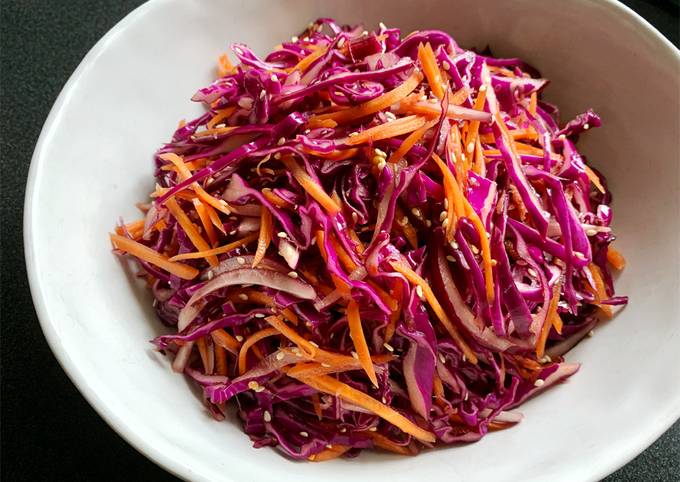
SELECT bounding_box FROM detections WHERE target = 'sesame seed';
[304,129,311,134]
[321,362,331,368]
[383,343,394,352]
[450,241,459,249]
[337,37,345,48]
[300,431,309,437]
[574,252,586,260]
[340,427,347,433]
[491,259,498,266]
[270,74,278,82]
[588,330,595,337]
[442,218,449,228]
[539,355,552,364]
[237,97,253,109]
[214,123,226,129]
[583,123,590,130]
[444,198,449,209]
[376,160,386,171]
[379,21,387,30]
[446,255,456,262]
[382,396,387,403]
[259,90,266,99]
[263,410,272,422]
[248,381,260,390]
[464,392,469,401]
[326,444,334,449]
[291,36,299,42]
[438,353,446,364]
[418,95,427,102]
[528,268,537,277]
[277,231,287,238]
[586,228,597,236]
[439,211,448,221]
[351,212,358,223]
[288,271,298,279]
[235,256,245,265]
[462,354,467,362]
[207,270,214,280]
[274,152,281,160]
[442,61,451,71]
[348,131,360,138]
[368,427,377,432]
[351,351,359,359]
[236,335,244,342]
[471,245,479,255]
[229,229,237,236]
[254,385,265,392]
[416,285,424,299]
[384,112,397,121]
[374,148,387,158]
[399,216,409,226]
[276,352,285,360]
[428,97,439,104]
[255,313,265,318]
[534,379,545,387]
[425,220,432,227]
[411,208,421,217]
[467,142,475,153]
[277,137,286,146]
[479,84,487,93]
[309,341,319,348]
[311,237,317,245]
[239,293,249,301]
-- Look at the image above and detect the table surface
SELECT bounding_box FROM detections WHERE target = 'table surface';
[1,1,678,480]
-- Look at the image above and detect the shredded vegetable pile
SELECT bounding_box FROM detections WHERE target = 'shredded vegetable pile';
[111,19,627,460]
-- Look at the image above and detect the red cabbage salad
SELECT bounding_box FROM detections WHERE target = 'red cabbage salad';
[110,19,627,460]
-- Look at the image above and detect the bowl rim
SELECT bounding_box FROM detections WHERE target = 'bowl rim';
[23,0,680,480]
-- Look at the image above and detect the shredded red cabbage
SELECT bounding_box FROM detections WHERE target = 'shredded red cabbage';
[111,18,627,460]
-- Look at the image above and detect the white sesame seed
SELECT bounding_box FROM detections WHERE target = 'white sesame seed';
[450,241,459,249]
[311,237,317,246]
[237,97,253,109]
[383,343,394,352]
[438,353,446,364]
[276,352,285,360]
[588,330,595,337]
[464,392,469,401]
[379,21,387,30]
[291,36,299,42]
[479,84,487,93]
[439,211,448,221]
[236,335,244,342]
[528,268,537,277]
[586,228,597,236]
[248,381,259,390]
[254,385,265,392]
[263,410,272,422]
[416,285,424,299]
[462,354,467,362]
[444,198,449,209]
[259,90,266,99]
[374,148,387,158]
[304,129,311,134]
[277,137,286,146]
[446,255,456,262]
[368,427,377,432]
[255,313,266,318]
[411,207,421,217]
[376,160,386,171]
[351,212,359,223]
[214,123,226,129]
[340,427,347,433]
[539,355,552,364]
[348,131,359,137]
[467,142,475,153]
[207,270,214,280]
[442,219,449,228]
[300,431,309,437]
[277,231,287,238]
[425,220,432,227]
[274,152,281,160]
[229,229,237,236]
[321,362,331,368]
[574,252,586,260]
[337,37,346,48]
[351,351,359,359]
[428,97,439,104]
[381,397,387,404]
[288,271,298,279]
[418,95,427,102]
[399,216,409,226]
[385,112,397,121]
[270,74,278,82]
[238,293,249,301]
[442,61,451,71]
[309,341,319,348]
[326,444,334,449]
[583,123,590,130]
[534,379,545,387]
[471,245,480,255]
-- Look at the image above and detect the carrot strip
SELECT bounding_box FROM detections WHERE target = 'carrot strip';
[287,355,394,379]
[387,120,435,164]
[347,301,378,386]
[607,245,626,270]
[193,199,218,246]
[367,432,414,455]
[196,337,213,374]
[252,208,272,268]
[265,315,318,358]
[165,197,218,267]
[308,444,350,462]
[390,260,477,364]
[328,234,358,272]
[479,129,538,144]
[418,43,444,99]
[211,329,241,354]
[192,125,239,138]
[461,196,495,304]
[115,219,145,240]
[238,327,279,374]
[217,53,235,77]
[168,233,258,261]
[384,282,402,343]
[345,115,427,146]
[536,279,562,358]
[473,136,485,176]
[464,85,488,155]
[311,393,323,420]
[529,91,537,116]
[110,233,198,280]
[584,165,606,194]
[300,147,360,161]
[294,374,436,443]
[309,70,423,125]
[587,264,613,318]
[394,205,418,248]
[160,158,209,172]
[207,106,237,129]
[261,188,290,208]
[432,153,464,239]
[215,344,228,376]
[281,157,341,215]
[203,201,226,234]
[289,46,327,73]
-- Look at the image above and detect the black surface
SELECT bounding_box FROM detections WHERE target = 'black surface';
[1,1,678,481]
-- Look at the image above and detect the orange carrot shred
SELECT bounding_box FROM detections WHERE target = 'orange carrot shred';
[607,245,626,270]
[168,233,258,261]
[265,315,318,358]
[238,327,279,374]
[281,156,341,215]
[308,444,351,461]
[587,264,613,318]
[347,300,378,387]
[165,197,217,267]
[193,199,218,246]
[289,46,328,73]
[115,219,145,240]
[109,233,198,280]
[584,165,606,194]
[252,208,272,268]
[367,431,414,455]
[217,53,235,77]
[418,43,444,99]
[536,278,562,358]
[529,91,537,116]
[386,120,435,164]
[210,329,241,354]
[207,106,237,129]
[345,115,427,146]
[464,85,488,155]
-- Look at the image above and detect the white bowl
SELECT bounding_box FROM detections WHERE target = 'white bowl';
[25,0,680,480]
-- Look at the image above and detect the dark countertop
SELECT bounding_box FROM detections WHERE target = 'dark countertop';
[1,1,678,480]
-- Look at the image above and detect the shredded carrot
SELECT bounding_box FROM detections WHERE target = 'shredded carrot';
[308,444,351,462]
[390,260,477,364]
[384,282,402,343]
[328,235,358,272]
[394,205,418,248]
[432,153,464,240]
[387,120,435,164]
[193,199,218,246]
[287,354,394,379]
[252,208,272,268]
[450,86,471,105]
[169,233,258,261]
[165,197,218,267]
[300,147,360,161]
[238,327,279,374]
[261,188,290,208]
[433,372,445,400]
[204,201,227,234]
[418,43,444,99]
[461,196,495,304]
[346,115,427,146]
[311,393,323,420]
[210,329,241,354]
[215,344,228,376]
[584,165,606,194]
[479,129,538,144]
[217,53,235,77]
[115,219,145,240]
[347,301,378,386]
[529,91,537,116]
[289,45,328,73]
[160,158,209,172]
[607,245,626,270]
[207,106,237,129]
[192,125,239,138]
[536,279,562,358]
[309,70,423,126]
[294,374,436,443]
[110,233,198,280]
[316,230,328,262]
[196,336,213,374]
[265,315,318,358]
[587,263,613,318]
[281,156,341,215]
[464,85,488,155]
[367,431,414,455]
[488,66,516,77]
